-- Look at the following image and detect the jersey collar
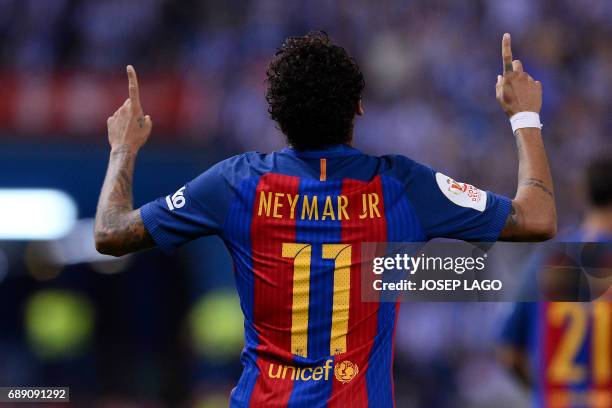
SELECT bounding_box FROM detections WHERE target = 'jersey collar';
[281,144,361,158]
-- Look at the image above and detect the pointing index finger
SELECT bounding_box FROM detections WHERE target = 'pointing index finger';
[502,33,513,74]
[126,65,141,111]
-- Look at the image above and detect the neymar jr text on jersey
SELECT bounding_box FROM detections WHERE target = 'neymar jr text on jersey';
[257,191,382,221]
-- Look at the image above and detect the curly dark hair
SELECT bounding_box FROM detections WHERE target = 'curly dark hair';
[266,32,365,150]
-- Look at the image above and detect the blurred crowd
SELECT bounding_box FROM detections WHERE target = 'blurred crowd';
[0,0,611,406]
[2,0,611,227]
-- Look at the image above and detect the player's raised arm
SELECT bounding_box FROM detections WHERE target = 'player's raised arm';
[94,65,155,256]
[496,33,557,241]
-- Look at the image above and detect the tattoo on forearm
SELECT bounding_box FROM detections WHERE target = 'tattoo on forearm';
[95,144,153,254]
[519,177,554,199]
[506,203,521,229]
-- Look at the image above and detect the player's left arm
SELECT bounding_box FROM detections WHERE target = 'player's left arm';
[495,34,556,241]
[94,65,155,257]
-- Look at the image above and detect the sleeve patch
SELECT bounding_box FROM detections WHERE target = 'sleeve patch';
[435,172,487,212]
[165,186,186,211]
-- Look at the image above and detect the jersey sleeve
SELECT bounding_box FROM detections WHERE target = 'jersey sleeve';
[397,156,512,241]
[499,302,532,349]
[139,159,234,253]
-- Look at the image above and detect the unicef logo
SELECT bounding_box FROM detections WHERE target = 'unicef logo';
[334,360,359,383]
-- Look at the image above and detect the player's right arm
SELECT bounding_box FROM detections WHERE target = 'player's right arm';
[94,66,233,257]
[94,65,155,256]
[496,33,556,241]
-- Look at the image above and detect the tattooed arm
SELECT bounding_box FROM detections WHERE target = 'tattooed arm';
[95,66,155,256]
[496,34,556,241]
[500,128,556,240]
[95,145,154,256]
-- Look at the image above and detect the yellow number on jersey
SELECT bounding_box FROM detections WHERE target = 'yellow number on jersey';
[282,243,353,358]
[548,302,611,385]
[282,243,312,357]
[548,304,588,383]
[323,244,352,355]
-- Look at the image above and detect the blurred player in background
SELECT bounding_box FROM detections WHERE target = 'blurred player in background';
[499,155,612,408]
[94,32,555,406]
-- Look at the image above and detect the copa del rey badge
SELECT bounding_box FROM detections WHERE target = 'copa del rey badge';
[435,172,487,212]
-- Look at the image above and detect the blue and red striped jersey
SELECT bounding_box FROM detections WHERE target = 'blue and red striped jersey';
[500,231,612,408]
[141,144,511,407]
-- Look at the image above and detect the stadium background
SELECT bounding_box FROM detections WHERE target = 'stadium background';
[0,0,610,406]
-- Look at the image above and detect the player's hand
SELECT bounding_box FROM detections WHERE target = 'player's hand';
[107,65,153,151]
[495,33,542,117]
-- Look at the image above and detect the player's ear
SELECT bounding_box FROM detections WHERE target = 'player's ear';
[356,99,364,116]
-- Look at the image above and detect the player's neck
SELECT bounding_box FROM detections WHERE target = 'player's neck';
[582,207,612,236]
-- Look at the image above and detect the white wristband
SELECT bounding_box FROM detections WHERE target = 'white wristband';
[509,112,542,133]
